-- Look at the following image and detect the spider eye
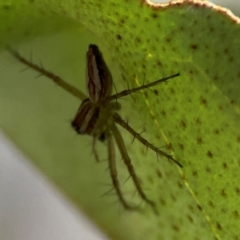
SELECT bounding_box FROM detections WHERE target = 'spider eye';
[86,44,113,103]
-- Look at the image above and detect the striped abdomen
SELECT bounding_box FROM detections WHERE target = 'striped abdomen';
[71,99,100,136]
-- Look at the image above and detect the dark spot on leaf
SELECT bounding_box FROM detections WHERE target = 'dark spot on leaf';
[190,44,198,50]
[144,16,149,23]
[166,38,172,43]
[214,129,220,135]
[186,214,194,223]
[135,37,141,44]
[170,194,176,202]
[116,34,122,40]
[233,210,239,219]
[156,169,162,178]
[237,135,240,143]
[150,114,155,121]
[169,87,175,94]
[207,150,213,158]
[209,26,214,32]
[188,204,194,211]
[160,198,166,206]
[155,134,161,140]
[3,4,10,10]
[166,142,173,151]
[179,26,184,31]
[213,75,219,81]
[172,224,180,232]
[152,13,157,18]
[235,187,240,195]
[222,162,228,169]
[180,120,186,129]
[195,118,201,124]
[208,201,215,208]
[221,189,227,198]
[177,181,183,189]
[156,60,162,67]
[178,143,184,150]
[143,91,148,98]
[196,137,203,145]
[216,222,222,231]
[220,207,227,214]
[205,166,212,173]
[147,175,153,184]
[200,96,207,106]
[161,110,166,117]
[224,48,229,54]
[192,170,198,177]
[197,204,202,211]
[120,18,125,24]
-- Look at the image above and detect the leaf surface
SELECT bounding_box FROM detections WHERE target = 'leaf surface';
[0,0,240,239]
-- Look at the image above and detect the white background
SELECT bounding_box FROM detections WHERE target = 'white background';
[0,1,239,240]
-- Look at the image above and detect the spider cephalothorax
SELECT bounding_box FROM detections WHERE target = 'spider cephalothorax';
[9,44,182,213]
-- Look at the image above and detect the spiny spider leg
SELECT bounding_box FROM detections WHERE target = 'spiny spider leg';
[112,124,158,214]
[7,46,86,101]
[113,113,183,168]
[92,137,100,162]
[106,130,136,210]
[105,73,180,102]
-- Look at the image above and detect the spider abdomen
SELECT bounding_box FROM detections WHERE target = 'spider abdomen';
[71,98,100,136]
[71,98,114,141]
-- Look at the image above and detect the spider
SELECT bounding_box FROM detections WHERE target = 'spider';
[8,44,182,213]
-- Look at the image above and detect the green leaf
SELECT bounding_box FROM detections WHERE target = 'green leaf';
[1,0,240,239]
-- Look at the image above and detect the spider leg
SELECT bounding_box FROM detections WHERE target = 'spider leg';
[113,113,183,168]
[111,124,158,214]
[7,46,86,101]
[92,136,100,162]
[105,73,180,102]
[106,130,135,210]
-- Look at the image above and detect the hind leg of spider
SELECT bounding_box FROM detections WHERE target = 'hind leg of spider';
[113,113,183,168]
[111,124,158,214]
[92,136,101,162]
[106,130,137,210]
[7,46,86,101]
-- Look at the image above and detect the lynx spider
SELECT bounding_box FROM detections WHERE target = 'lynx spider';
[9,44,182,213]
